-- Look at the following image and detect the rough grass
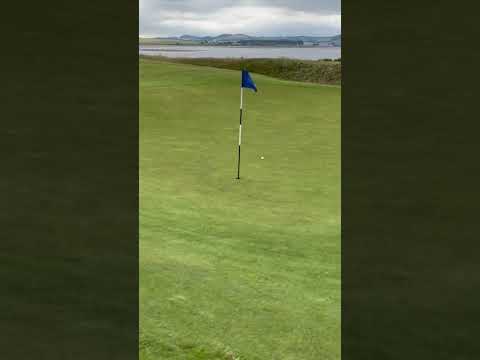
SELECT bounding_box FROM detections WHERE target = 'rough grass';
[141,55,341,85]
[140,59,340,360]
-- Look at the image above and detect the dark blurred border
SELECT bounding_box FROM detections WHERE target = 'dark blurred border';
[1,2,138,359]
[342,0,479,358]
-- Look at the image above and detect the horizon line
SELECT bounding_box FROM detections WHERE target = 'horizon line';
[139,33,341,38]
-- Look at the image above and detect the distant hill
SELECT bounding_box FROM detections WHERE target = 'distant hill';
[330,35,341,46]
[140,34,341,47]
[139,37,202,45]
[179,34,212,41]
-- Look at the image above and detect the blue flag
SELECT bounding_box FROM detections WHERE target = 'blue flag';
[241,69,257,92]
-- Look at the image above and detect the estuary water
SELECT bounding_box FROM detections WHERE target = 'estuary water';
[139,45,341,60]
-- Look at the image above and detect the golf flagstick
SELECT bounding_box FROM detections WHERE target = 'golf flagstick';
[237,86,243,179]
[236,69,257,180]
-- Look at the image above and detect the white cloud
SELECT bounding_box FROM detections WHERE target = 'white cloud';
[140,3,341,37]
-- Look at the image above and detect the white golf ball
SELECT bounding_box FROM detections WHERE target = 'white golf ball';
[261,156,264,160]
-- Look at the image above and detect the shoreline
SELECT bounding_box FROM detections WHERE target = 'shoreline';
[139,44,341,49]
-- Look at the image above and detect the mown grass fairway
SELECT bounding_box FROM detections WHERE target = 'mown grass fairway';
[140,59,340,360]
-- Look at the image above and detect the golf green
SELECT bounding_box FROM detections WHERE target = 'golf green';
[140,59,341,360]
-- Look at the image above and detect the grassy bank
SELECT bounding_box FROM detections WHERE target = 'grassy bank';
[141,56,341,85]
[140,58,340,359]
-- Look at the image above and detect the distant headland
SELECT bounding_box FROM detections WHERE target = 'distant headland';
[139,34,341,47]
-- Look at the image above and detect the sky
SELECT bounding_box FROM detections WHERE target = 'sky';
[139,0,341,37]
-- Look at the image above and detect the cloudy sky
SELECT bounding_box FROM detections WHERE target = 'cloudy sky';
[140,0,341,37]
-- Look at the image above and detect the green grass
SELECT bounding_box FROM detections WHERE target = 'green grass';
[142,56,341,85]
[140,59,341,360]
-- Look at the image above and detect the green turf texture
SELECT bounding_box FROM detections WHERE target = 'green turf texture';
[140,59,340,360]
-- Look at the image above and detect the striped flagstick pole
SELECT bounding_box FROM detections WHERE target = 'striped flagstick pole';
[237,86,244,179]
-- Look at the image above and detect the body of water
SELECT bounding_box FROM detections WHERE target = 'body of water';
[139,45,341,60]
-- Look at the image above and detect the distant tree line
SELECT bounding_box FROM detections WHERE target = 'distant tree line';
[237,40,304,46]
[210,40,304,46]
